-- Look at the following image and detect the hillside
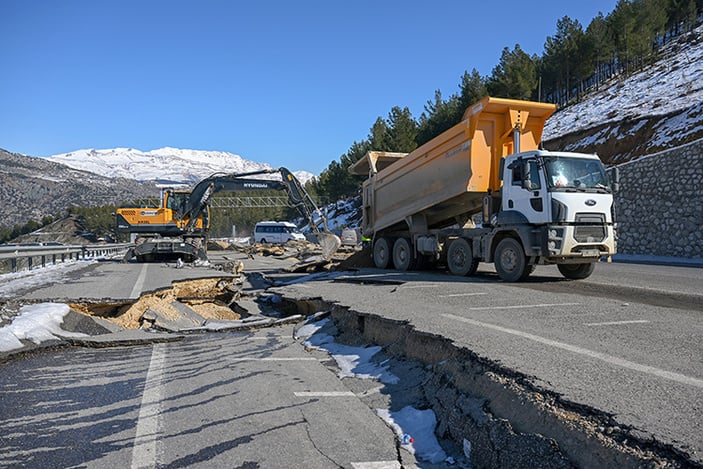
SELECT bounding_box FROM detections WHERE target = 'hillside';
[0,149,157,229]
[543,23,703,164]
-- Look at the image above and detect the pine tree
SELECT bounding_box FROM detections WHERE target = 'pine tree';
[486,44,538,100]
[386,106,418,153]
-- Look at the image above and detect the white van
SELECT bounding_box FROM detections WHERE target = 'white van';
[254,221,306,244]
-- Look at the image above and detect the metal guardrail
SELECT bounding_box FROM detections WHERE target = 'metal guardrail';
[0,243,133,272]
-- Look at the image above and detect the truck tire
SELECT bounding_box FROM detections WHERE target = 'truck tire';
[373,237,393,269]
[557,263,596,280]
[495,238,531,282]
[447,238,478,276]
[393,237,417,271]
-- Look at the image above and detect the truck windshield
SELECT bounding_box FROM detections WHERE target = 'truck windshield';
[544,157,610,192]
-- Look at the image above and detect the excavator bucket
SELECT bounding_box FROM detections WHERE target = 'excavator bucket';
[317,232,342,260]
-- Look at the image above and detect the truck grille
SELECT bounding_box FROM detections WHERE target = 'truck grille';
[574,213,606,242]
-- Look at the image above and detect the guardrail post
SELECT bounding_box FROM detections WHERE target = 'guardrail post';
[28,256,33,270]
[41,255,46,268]
[11,258,17,272]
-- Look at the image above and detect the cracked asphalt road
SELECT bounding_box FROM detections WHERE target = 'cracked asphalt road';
[0,325,401,469]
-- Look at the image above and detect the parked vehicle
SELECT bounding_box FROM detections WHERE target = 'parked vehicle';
[254,221,306,244]
[349,96,617,281]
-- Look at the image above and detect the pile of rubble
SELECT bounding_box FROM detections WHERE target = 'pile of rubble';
[212,239,374,273]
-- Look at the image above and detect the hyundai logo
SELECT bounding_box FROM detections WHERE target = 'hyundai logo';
[585,199,597,206]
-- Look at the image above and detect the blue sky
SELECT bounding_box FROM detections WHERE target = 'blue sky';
[1,0,618,175]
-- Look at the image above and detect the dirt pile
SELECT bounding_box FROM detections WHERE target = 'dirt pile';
[71,278,241,330]
[12,216,98,245]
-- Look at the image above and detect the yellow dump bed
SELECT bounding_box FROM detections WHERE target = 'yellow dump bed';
[350,96,556,236]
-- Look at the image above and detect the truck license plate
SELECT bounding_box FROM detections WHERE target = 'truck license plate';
[581,249,600,257]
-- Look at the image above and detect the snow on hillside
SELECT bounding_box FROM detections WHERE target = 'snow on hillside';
[543,23,703,144]
[46,147,315,185]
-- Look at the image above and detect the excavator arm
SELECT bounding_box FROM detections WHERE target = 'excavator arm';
[181,167,340,259]
[181,168,329,235]
[118,167,340,262]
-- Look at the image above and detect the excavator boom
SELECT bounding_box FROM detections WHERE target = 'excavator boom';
[116,168,340,262]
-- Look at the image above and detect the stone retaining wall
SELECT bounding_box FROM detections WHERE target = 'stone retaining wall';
[615,138,703,258]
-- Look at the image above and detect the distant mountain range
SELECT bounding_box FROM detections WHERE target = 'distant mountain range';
[0,149,157,229]
[44,147,316,185]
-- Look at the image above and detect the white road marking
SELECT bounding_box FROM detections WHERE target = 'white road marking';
[294,391,356,397]
[130,264,149,299]
[443,292,488,297]
[443,313,703,389]
[230,357,318,362]
[396,283,442,289]
[131,343,166,469]
[464,302,580,310]
[351,462,402,469]
[585,320,651,326]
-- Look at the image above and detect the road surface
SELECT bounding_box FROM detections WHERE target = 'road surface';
[1,254,701,466]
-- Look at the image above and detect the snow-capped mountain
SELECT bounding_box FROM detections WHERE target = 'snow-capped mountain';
[45,147,316,185]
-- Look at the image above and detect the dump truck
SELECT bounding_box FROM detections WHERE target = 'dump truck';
[116,167,340,262]
[349,96,617,281]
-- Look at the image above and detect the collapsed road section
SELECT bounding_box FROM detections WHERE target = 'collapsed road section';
[285,297,696,468]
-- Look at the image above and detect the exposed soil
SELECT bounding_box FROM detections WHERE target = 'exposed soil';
[70,277,241,329]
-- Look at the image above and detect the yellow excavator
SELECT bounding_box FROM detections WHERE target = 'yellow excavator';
[115,167,340,262]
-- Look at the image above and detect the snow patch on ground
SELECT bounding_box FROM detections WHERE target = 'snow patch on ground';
[296,317,399,384]
[296,315,453,464]
[0,303,87,352]
[377,406,449,463]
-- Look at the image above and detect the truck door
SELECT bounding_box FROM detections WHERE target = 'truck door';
[505,159,550,224]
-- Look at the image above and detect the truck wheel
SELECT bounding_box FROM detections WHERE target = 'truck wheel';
[558,263,595,280]
[393,237,417,271]
[495,238,531,282]
[447,238,478,276]
[373,237,393,269]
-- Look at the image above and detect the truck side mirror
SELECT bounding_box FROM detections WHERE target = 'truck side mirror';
[520,161,536,191]
[608,167,620,193]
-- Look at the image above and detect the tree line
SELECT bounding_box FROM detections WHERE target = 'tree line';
[309,0,702,202]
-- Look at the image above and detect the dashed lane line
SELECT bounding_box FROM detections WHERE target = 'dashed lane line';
[294,391,356,397]
[443,313,703,389]
[130,264,149,299]
[464,302,581,311]
[230,357,319,362]
[351,462,401,469]
[131,343,166,469]
[585,320,651,326]
[443,292,489,297]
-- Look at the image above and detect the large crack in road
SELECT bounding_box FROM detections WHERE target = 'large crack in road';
[282,295,699,468]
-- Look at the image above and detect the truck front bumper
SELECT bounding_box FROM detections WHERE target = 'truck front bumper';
[544,224,616,261]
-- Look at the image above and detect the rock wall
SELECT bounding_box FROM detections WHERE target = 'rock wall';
[615,138,703,258]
